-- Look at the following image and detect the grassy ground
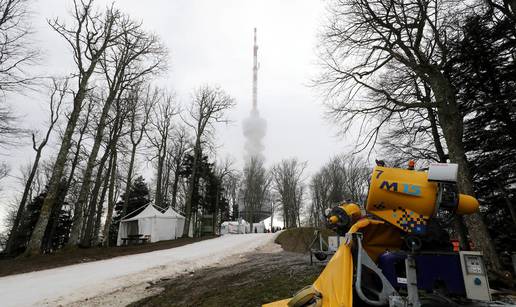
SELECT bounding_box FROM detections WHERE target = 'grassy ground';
[129,249,323,307]
[0,236,216,277]
[130,227,332,307]
[127,228,516,307]
[275,227,336,253]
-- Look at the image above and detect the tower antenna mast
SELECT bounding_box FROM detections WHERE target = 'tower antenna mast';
[253,28,258,110]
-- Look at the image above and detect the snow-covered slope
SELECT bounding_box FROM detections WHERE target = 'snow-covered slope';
[0,233,275,306]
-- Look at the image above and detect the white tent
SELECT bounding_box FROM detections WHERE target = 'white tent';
[220,219,250,234]
[163,207,185,238]
[261,216,285,231]
[251,221,266,233]
[116,205,185,246]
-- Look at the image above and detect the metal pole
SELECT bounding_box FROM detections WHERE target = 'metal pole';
[252,28,258,110]
[512,253,516,276]
[405,254,421,307]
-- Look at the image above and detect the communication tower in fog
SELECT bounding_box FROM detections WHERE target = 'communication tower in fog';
[240,28,270,223]
[243,28,267,160]
[252,28,258,110]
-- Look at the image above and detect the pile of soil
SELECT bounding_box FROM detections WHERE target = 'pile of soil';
[130,248,324,307]
[0,236,215,277]
[275,227,335,253]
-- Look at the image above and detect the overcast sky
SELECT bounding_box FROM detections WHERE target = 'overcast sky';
[1,0,359,222]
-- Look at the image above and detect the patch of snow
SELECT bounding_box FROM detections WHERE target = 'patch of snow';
[0,233,276,307]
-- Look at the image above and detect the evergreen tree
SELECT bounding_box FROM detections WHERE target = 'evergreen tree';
[109,176,150,245]
[115,176,151,217]
[9,180,71,255]
[451,12,516,272]
[180,152,227,235]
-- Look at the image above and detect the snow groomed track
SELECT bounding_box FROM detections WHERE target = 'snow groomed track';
[0,233,276,306]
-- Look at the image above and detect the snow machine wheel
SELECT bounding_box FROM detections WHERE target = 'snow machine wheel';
[314,252,327,261]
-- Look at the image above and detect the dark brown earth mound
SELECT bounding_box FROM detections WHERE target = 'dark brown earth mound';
[274,227,336,253]
[0,236,215,277]
[130,249,323,307]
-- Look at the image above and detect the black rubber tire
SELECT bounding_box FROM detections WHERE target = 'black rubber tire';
[314,252,328,261]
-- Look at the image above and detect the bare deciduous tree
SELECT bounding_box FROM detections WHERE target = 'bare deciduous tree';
[0,0,37,172]
[318,0,502,272]
[240,156,270,224]
[80,97,127,247]
[308,155,369,227]
[224,171,241,220]
[212,157,236,233]
[168,126,191,211]
[68,11,167,247]
[0,0,38,92]
[119,84,156,218]
[182,85,235,236]
[271,158,307,228]
[4,79,66,254]
[25,0,122,255]
[146,93,176,211]
[101,146,119,246]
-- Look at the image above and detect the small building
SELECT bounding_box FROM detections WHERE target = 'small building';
[220,219,250,234]
[251,221,266,233]
[220,220,267,234]
[117,204,185,246]
[163,207,186,238]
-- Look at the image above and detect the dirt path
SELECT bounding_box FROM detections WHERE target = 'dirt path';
[0,234,276,307]
[127,242,323,307]
[59,240,323,307]
[62,242,276,307]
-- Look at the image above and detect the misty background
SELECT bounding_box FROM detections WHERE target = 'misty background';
[0,0,356,224]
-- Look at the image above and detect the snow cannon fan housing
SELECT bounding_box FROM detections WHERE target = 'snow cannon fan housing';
[325,202,362,235]
[366,163,479,235]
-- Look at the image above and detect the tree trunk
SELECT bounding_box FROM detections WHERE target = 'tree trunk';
[123,144,138,217]
[42,198,63,253]
[182,141,200,237]
[43,118,91,244]
[24,77,92,256]
[93,163,111,245]
[212,186,219,235]
[165,167,172,203]
[427,106,470,250]
[5,149,43,254]
[155,148,165,208]
[162,152,173,205]
[65,111,91,194]
[80,145,111,247]
[170,165,181,209]
[283,201,288,228]
[82,112,124,247]
[427,107,447,162]
[495,179,516,225]
[433,79,503,273]
[270,201,274,230]
[102,150,118,247]
[68,91,118,247]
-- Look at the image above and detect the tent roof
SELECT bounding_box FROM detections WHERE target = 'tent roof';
[122,204,165,222]
[221,221,240,226]
[163,207,185,219]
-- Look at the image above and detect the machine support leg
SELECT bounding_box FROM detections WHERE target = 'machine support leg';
[405,255,420,307]
[319,232,323,251]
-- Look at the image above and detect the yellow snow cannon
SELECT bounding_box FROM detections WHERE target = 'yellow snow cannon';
[325,202,362,233]
[264,163,492,307]
[366,164,479,235]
